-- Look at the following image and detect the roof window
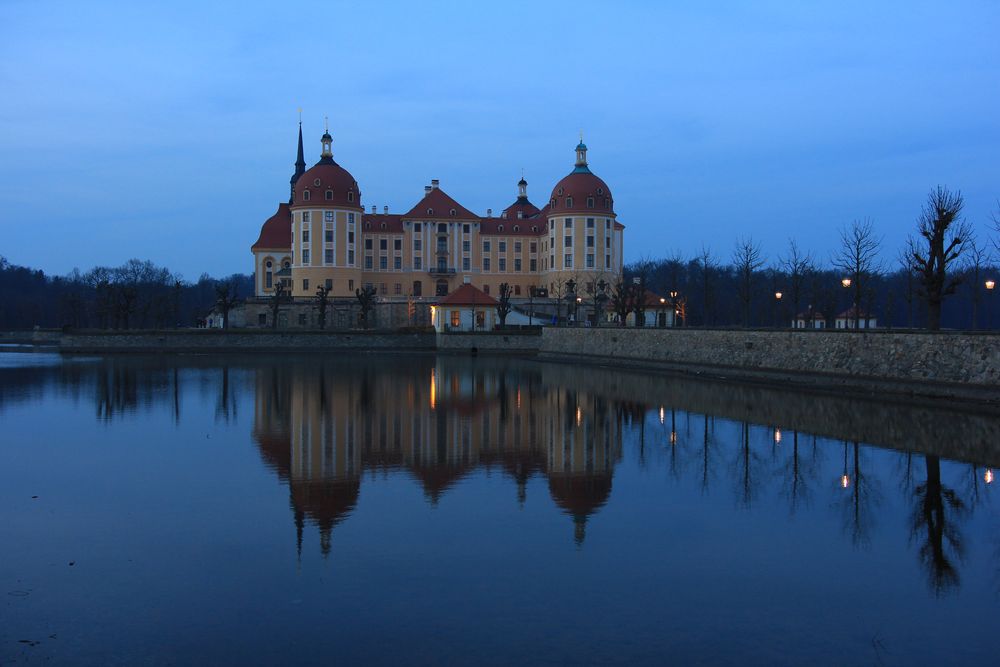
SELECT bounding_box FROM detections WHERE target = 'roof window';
[303,190,310,201]
[313,178,321,187]
[325,190,333,200]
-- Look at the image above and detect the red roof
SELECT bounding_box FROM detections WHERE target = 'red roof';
[500,198,540,221]
[362,212,404,233]
[292,161,363,211]
[403,186,478,220]
[836,307,874,319]
[548,171,615,215]
[251,202,291,251]
[480,218,546,236]
[437,283,498,306]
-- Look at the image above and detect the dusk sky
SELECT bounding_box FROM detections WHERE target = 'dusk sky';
[1,0,997,280]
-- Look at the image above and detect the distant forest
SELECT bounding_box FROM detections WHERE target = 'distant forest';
[0,257,253,330]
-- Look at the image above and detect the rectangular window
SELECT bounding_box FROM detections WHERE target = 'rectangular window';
[302,229,310,243]
[462,257,470,270]
[394,283,401,295]
[302,249,310,265]
[462,240,470,252]
[437,237,447,251]
[258,313,266,325]
[325,249,333,264]
[530,258,537,272]
[349,280,354,291]
[303,279,310,291]
[587,236,594,247]
[380,239,387,250]
[365,239,373,250]
[564,254,572,268]
[365,256,373,269]
[325,278,333,289]
[414,257,422,269]
[414,222,422,232]
[483,240,491,252]
[587,218,595,228]
[348,231,355,243]
[499,241,507,253]
[483,258,491,271]
[265,271,272,288]
[348,213,355,224]
[605,219,611,229]
[515,285,521,295]
[325,229,333,243]
[499,258,506,272]
[514,258,522,271]
[450,311,461,327]
[564,236,572,248]
[325,211,334,222]
[414,239,422,251]
[394,256,401,270]
[394,239,402,250]
[438,223,447,233]
[605,255,611,269]
[379,256,387,270]
[380,283,387,295]
[564,218,572,228]
[586,254,595,268]
[529,242,537,253]
[463,224,470,234]
[348,250,355,264]
[303,211,311,223]
[514,241,521,253]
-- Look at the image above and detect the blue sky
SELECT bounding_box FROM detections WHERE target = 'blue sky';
[1,0,997,279]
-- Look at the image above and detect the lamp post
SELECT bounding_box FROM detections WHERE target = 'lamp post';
[987,279,996,330]
[659,297,666,328]
[669,290,678,327]
[774,291,783,328]
[575,296,582,327]
[841,277,854,329]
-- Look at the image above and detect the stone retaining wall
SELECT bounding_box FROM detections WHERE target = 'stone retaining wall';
[540,327,1000,401]
[436,331,543,354]
[59,330,437,353]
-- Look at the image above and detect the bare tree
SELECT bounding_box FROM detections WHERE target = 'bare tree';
[833,218,882,329]
[355,284,377,329]
[697,245,717,326]
[779,239,814,324]
[214,279,239,330]
[314,284,331,330]
[962,237,990,329]
[609,274,632,327]
[732,237,765,327]
[584,274,610,326]
[269,282,286,329]
[906,187,971,331]
[496,282,512,328]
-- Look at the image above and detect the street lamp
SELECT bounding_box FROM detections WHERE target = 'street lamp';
[774,291,783,328]
[841,278,852,288]
[987,279,996,330]
[659,297,666,328]
[668,290,679,327]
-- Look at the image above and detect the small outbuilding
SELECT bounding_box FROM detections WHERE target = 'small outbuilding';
[792,309,826,329]
[433,283,498,332]
[834,307,877,329]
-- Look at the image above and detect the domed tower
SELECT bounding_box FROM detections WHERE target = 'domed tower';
[543,139,623,297]
[288,121,364,298]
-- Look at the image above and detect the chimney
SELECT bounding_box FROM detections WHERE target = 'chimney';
[424,185,432,194]
[371,205,376,214]
[431,179,439,189]
[487,208,492,217]
[383,206,388,215]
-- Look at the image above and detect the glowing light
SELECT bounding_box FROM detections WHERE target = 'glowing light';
[841,278,852,288]
[576,406,582,425]
[840,474,850,489]
[985,469,994,484]
[775,291,783,300]
[986,280,996,291]
[659,406,665,425]
[670,431,677,445]
[429,305,437,325]
[516,388,521,409]
[774,428,782,444]
[429,369,436,410]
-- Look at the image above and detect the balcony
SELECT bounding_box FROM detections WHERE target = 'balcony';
[428,267,457,277]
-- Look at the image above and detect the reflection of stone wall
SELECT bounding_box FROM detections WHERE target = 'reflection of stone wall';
[539,363,1000,467]
[59,330,436,352]
[541,328,1000,399]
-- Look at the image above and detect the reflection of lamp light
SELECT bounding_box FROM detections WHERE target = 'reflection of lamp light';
[987,280,996,291]
[576,406,582,425]
[841,278,852,288]
[429,369,436,410]
[774,428,782,444]
[670,431,677,445]
[986,468,994,484]
[775,291,783,300]
[840,474,850,489]
[516,388,521,409]
[659,406,665,424]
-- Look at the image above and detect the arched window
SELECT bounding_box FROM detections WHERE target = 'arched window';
[303,190,310,201]
[498,224,504,232]
[531,226,537,232]
[348,191,355,202]
[604,198,610,210]
[265,260,272,268]
[325,190,333,200]
[380,223,386,230]
[558,187,564,195]
[586,197,594,208]
[550,198,556,208]
[566,197,573,207]
[427,208,434,215]
[513,225,519,232]
[449,208,456,217]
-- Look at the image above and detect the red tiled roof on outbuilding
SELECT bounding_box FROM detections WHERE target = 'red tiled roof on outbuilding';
[437,283,498,306]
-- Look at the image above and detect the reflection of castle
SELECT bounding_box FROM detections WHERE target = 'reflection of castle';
[251,357,624,553]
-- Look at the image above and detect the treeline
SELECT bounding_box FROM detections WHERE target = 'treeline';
[0,257,252,330]
[624,187,999,330]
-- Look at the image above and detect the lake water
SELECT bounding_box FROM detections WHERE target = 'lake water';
[2,351,998,665]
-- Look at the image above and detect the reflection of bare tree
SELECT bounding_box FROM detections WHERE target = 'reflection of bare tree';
[95,362,138,421]
[732,422,763,508]
[780,431,818,515]
[215,365,237,422]
[836,442,880,548]
[911,455,966,595]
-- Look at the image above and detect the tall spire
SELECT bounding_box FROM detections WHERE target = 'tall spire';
[289,113,306,203]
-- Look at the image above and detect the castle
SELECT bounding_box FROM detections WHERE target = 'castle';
[250,123,625,319]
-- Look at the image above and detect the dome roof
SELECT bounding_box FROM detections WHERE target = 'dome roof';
[548,171,614,216]
[251,202,291,251]
[292,160,362,210]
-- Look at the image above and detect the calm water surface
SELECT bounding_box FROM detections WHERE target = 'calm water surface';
[2,351,998,665]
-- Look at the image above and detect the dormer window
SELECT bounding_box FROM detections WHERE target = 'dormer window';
[381,223,386,230]
[517,210,523,219]
[501,212,507,219]
[348,191,355,202]
[498,224,504,232]
[605,198,610,210]
[325,190,333,200]
[566,197,573,207]
[550,198,556,208]
[365,222,371,230]
[513,225,520,232]
[597,187,604,195]
[313,178,321,187]
[558,187,564,195]
[449,208,456,217]
[427,208,434,215]
[586,197,594,208]
[303,190,311,201]
[531,226,537,232]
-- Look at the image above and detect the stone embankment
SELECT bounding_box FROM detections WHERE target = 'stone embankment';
[58,329,437,353]
[539,327,1000,403]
